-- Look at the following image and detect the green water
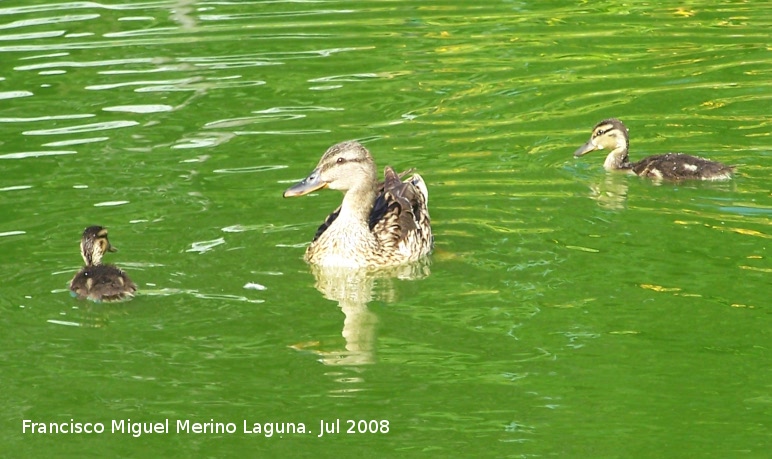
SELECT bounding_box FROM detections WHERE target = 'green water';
[2,1,769,457]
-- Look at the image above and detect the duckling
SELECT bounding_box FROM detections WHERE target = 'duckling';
[69,226,137,302]
[283,140,433,269]
[574,118,734,181]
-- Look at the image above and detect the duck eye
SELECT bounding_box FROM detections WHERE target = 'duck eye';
[336,157,346,164]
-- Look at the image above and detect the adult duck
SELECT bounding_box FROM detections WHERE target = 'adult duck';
[283,140,433,268]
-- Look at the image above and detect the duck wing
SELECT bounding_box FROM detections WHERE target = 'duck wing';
[632,153,734,181]
[311,168,418,242]
[370,167,432,251]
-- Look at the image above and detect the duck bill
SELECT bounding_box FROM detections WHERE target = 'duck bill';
[574,140,600,157]
[108,243,118,253]
[283,168,328,197]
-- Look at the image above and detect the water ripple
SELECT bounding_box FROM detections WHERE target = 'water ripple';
[309,71,410,83]
[243,283,267,291]
[0,14,101,30]
[0,114,93,123]
[42,137,109,147]
[140,288,264,304]
[0,31,66,41]
[85,78,201,91]
[0,185,32,192]
[0,150,76,159]
[222,223,304,233]
[0,90,33,100]
[0,3,172,15]
[87,78,265,92]
[204,106,342,130]
[103,104,174,114]
[23,121,138,135]
[198,10,355,22]
[205,115,304,129]
[104,27,179,39]
[172,133,235,149]
[46,319,81,327]
[187,237,226,254]
[235,129,330,136]
[213,165,288,174]
[16,57,157,71]
[93,201,130,207]
[257,106,343,114]
[191,292,264,304]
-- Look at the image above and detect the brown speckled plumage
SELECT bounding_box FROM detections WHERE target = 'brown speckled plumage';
[574,118,734,181]
[284,141,433,268]
[69,226,137,302]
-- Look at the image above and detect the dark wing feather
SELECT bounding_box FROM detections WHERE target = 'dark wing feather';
[632,153,734,180]
[370,167,429,250]
[312,206,341,242]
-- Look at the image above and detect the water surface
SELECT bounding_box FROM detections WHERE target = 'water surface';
[1,1,769,457]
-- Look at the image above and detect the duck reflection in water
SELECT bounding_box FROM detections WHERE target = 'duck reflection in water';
[290,261,431,367]
[587,173,630,210]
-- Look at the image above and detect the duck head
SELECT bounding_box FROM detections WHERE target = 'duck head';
[283,140,378,197]
[574,118,630,157]
[574,118,633,170]
[80,225,117,266]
